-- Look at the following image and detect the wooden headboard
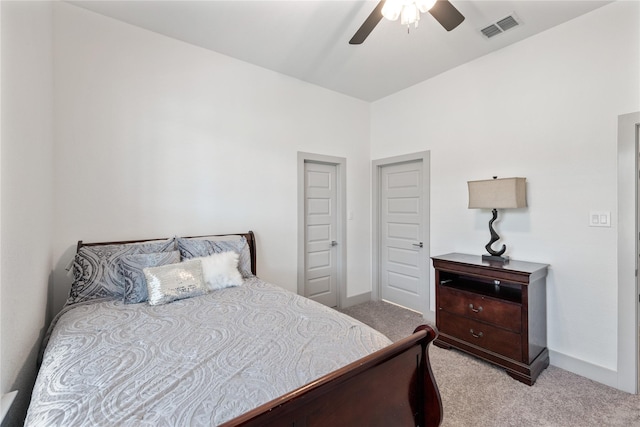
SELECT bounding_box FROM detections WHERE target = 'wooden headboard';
[76,230,257,276]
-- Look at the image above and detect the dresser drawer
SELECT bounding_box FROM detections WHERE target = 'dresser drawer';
[439,286,521,333]
[439,311,523,361]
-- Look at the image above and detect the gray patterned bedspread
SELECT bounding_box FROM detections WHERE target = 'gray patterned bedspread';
[25,277,391,426]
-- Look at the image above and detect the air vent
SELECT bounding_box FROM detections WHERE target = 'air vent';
[496,15,519,31]
[481,24,502,38]
[480,14,520,39]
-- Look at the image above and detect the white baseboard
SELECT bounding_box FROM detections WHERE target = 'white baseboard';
[549,350,619,389]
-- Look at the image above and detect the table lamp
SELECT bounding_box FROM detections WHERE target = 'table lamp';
[468,176,527,263]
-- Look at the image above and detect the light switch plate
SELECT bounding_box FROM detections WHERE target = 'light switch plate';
[589,211,611,227]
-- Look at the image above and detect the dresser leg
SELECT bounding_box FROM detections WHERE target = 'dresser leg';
[505,349,550,386]
[506,370,534,386]
[433,339,452,350]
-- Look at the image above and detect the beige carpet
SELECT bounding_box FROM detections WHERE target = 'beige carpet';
[338,300,640,427]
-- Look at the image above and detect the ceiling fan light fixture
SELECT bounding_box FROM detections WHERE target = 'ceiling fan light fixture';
[400,2,420,26]
[416,0,437,13]
[381,0,402,21]
[382,0,437,28]
[350,0,464,45]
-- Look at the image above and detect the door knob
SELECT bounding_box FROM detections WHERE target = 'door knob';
[331,241,338,247]
[412,242,423,248]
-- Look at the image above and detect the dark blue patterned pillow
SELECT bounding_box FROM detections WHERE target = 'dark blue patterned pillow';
[67,238,176,306]
[177,236,253,278]
[121,250,181,304]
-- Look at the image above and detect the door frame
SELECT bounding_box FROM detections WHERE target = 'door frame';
[372,151,432,321]
[297,152,346,308]
[617,111,640,394]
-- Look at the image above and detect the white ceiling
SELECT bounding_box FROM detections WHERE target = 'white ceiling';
[69,0,612,101]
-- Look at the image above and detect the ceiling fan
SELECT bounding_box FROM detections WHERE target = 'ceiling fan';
[349,0,465,45]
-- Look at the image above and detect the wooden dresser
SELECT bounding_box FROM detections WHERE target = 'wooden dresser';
[432,253,549,385]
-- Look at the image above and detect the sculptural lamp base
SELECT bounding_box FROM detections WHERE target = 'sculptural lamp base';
[482,254,509,264]
[481,208,509,263]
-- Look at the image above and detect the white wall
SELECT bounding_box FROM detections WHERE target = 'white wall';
[0,1,54,424]
[51,2,372,314]
[2,6,637,424]
[371,1,639,386]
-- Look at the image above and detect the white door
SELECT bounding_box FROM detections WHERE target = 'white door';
[380,160,427,313]
[304,162,338,307]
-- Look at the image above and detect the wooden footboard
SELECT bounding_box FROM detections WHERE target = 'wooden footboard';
[222,324,442,427]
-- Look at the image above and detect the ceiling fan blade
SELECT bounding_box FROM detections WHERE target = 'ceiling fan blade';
[429,0,465,31]
[349,1,385,45]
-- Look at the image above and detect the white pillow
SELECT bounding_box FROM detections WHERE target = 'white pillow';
[197,251,243,291]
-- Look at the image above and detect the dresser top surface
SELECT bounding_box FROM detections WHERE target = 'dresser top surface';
[432,253,549,275]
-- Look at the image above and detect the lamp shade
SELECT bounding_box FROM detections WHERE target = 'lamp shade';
[468,177,527,209]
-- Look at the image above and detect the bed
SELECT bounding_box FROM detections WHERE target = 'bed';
[26,231,442,426]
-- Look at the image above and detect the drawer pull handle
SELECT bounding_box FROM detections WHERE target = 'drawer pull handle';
[470,329,484,339]
[469,303,483,313]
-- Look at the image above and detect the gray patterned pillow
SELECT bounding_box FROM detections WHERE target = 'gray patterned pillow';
[121,251,181,304]
[67,238,176,306]
[144,259,207,306]
[177,236,253,278]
